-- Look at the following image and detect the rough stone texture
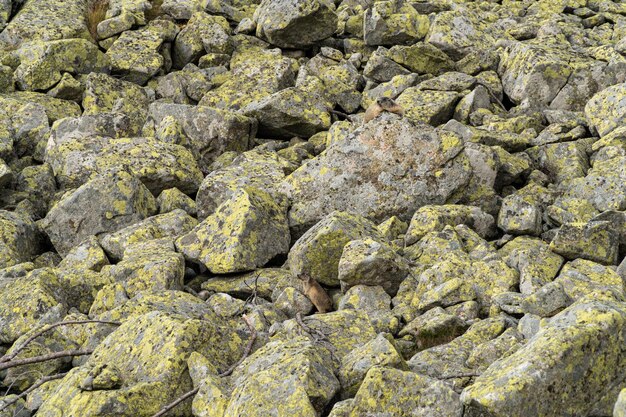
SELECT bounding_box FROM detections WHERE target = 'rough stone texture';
[176,187,290,273]
[462,300,626,417]
[0,210,44,269]
[255,0,338,48]
[282,117,472,234]
[39,170,157,256]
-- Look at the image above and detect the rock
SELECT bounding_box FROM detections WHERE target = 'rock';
[363,2,429,46]
[399,307,470,354]
[48,113,134,149]
[254,0,337,48]
[426,10,493,60]
[0,210,43,269]
[47,72,84,101]
[106,29,164,85]
[173,12,231,69]
[396,87,461,125]
[287,211,386,286]
[14,39,109,91]
[83,72,151,136]
[338,238,409,296]
[282,118,471,234]
[39,170,157,256]
[0,0,91,50]
[0,268,64,343]
[202,268,299,301]
[196,150,293,219]
[338,334,407,398]
[36,311,249,417]
[549,221,619,265]
[143,102,256,170]
[585,81,626,137]
[362,47,411,83]
[405,204,495,246]
[99,209,197,260]
[57,236,110,272]
[157,187,197,216]
[1,92,81,122]
[462,300,626,417]
[339,285,399,334]
[387,43,454,75]
[497,192,543,236]
[176,187,290,273]
[349,367,463,417]
[45,135,203,195]
[243,77,332,139]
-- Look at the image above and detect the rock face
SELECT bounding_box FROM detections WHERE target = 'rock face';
[282,117,471,232]
[4,0,626,416]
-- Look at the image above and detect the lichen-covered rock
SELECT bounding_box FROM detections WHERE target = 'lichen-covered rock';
[36,311,249,417]
[57,236,109,272]
[282,118,472,234]
[176,187,290,274]
[338,238,409,295]
[396,87,461,125]
[243,78,332,139]
[461,300,626,417]
[0,268,64,343]
[287,211,386,286]
[549,221,619,265]
[202,268,300,301]
[338,334,407,398]
[426,10,493,60]
[48,268,112,313]
[349,366,463,417]
[48,113,134,149]
[339,285,399,334]
[157,187,197,216]
[363,2,429,46]
[46,135,203,195]
[0,0,91,50]
[14,39,109,91]
[98,209,197,260]
[585,82,626,137]
[144,102,256,170]
[82,72,151,136]
[173,12,231,69]
[196,150,294,219]
[1,92,81,122]
[405,204,495,246]
[39,170,157,255]
[106,29,164,85]
[254,0,337,48]
[387,43,454,75]
[0,210,43,269]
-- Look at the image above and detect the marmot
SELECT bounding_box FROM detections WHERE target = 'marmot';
[299,273,333,313]
[363,97,404,124]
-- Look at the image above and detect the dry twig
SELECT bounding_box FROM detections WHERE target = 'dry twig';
[150,387,200,417]
[0,372,68,413]
[0,320,120,364]
[0,349,94,372]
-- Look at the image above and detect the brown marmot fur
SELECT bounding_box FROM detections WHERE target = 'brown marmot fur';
[299,273,333,313]
[363,97,404,124]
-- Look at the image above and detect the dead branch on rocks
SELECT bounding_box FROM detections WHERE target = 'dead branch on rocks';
[0,349,94,372]
[0,320,120,364]
[295,313,339,362]
[150,387,200,417]
[0,372,68,413]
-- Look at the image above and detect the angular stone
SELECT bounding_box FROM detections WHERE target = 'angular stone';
[287,211,386,286]
[157,187,197,216]
[338,238,409,295]
[0,210,43,269]
[14,39,109,91]
[396,87,461,125]
[45,135,204,195]
[550,221,619,265]
[282,118,471,234]
[363,2,429,46]
[144,102,256,170]
[57,236,110,272]
[350,367,463,417]
[426,10,493,60]
[387,43,454,74]
[585,81,626,137]
[39,170,157,256]
[106,29,164,85]
[255,0,337,48]
[461,300,626,417]
[176,187,290,274]
[173,12,231,69]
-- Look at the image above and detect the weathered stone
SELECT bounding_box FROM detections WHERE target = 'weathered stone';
[58,235,110,272]
[550,221,619,265]
[176,187,290,273]
[462,300,626,417]
[338,238,409,295]
[14,39,109,91]
[45,135,204,195]
[39,170,157,256]
[396,87,461,126]
[363,2,429,46]
[173,12,231,69]
[426,10,493,60]
[585,81,626,137]
[282,118,471,234]
[0,210,43,269]
[157,187,197,216]
[106,29,164,85]
[254,0,337,48]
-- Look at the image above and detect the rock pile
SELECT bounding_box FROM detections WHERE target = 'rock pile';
[1,0,626,416]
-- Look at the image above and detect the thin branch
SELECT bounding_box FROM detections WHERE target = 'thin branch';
[294,313,339,362]
[439,372,481,379]
[148,314,257,417]
[0,372,68,413]
[0,349,93,371]
[218,314,256,377]
[0,320,120,364]
[150,387,199,417]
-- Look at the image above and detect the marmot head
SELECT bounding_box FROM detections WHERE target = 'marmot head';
[376,97,398,109]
